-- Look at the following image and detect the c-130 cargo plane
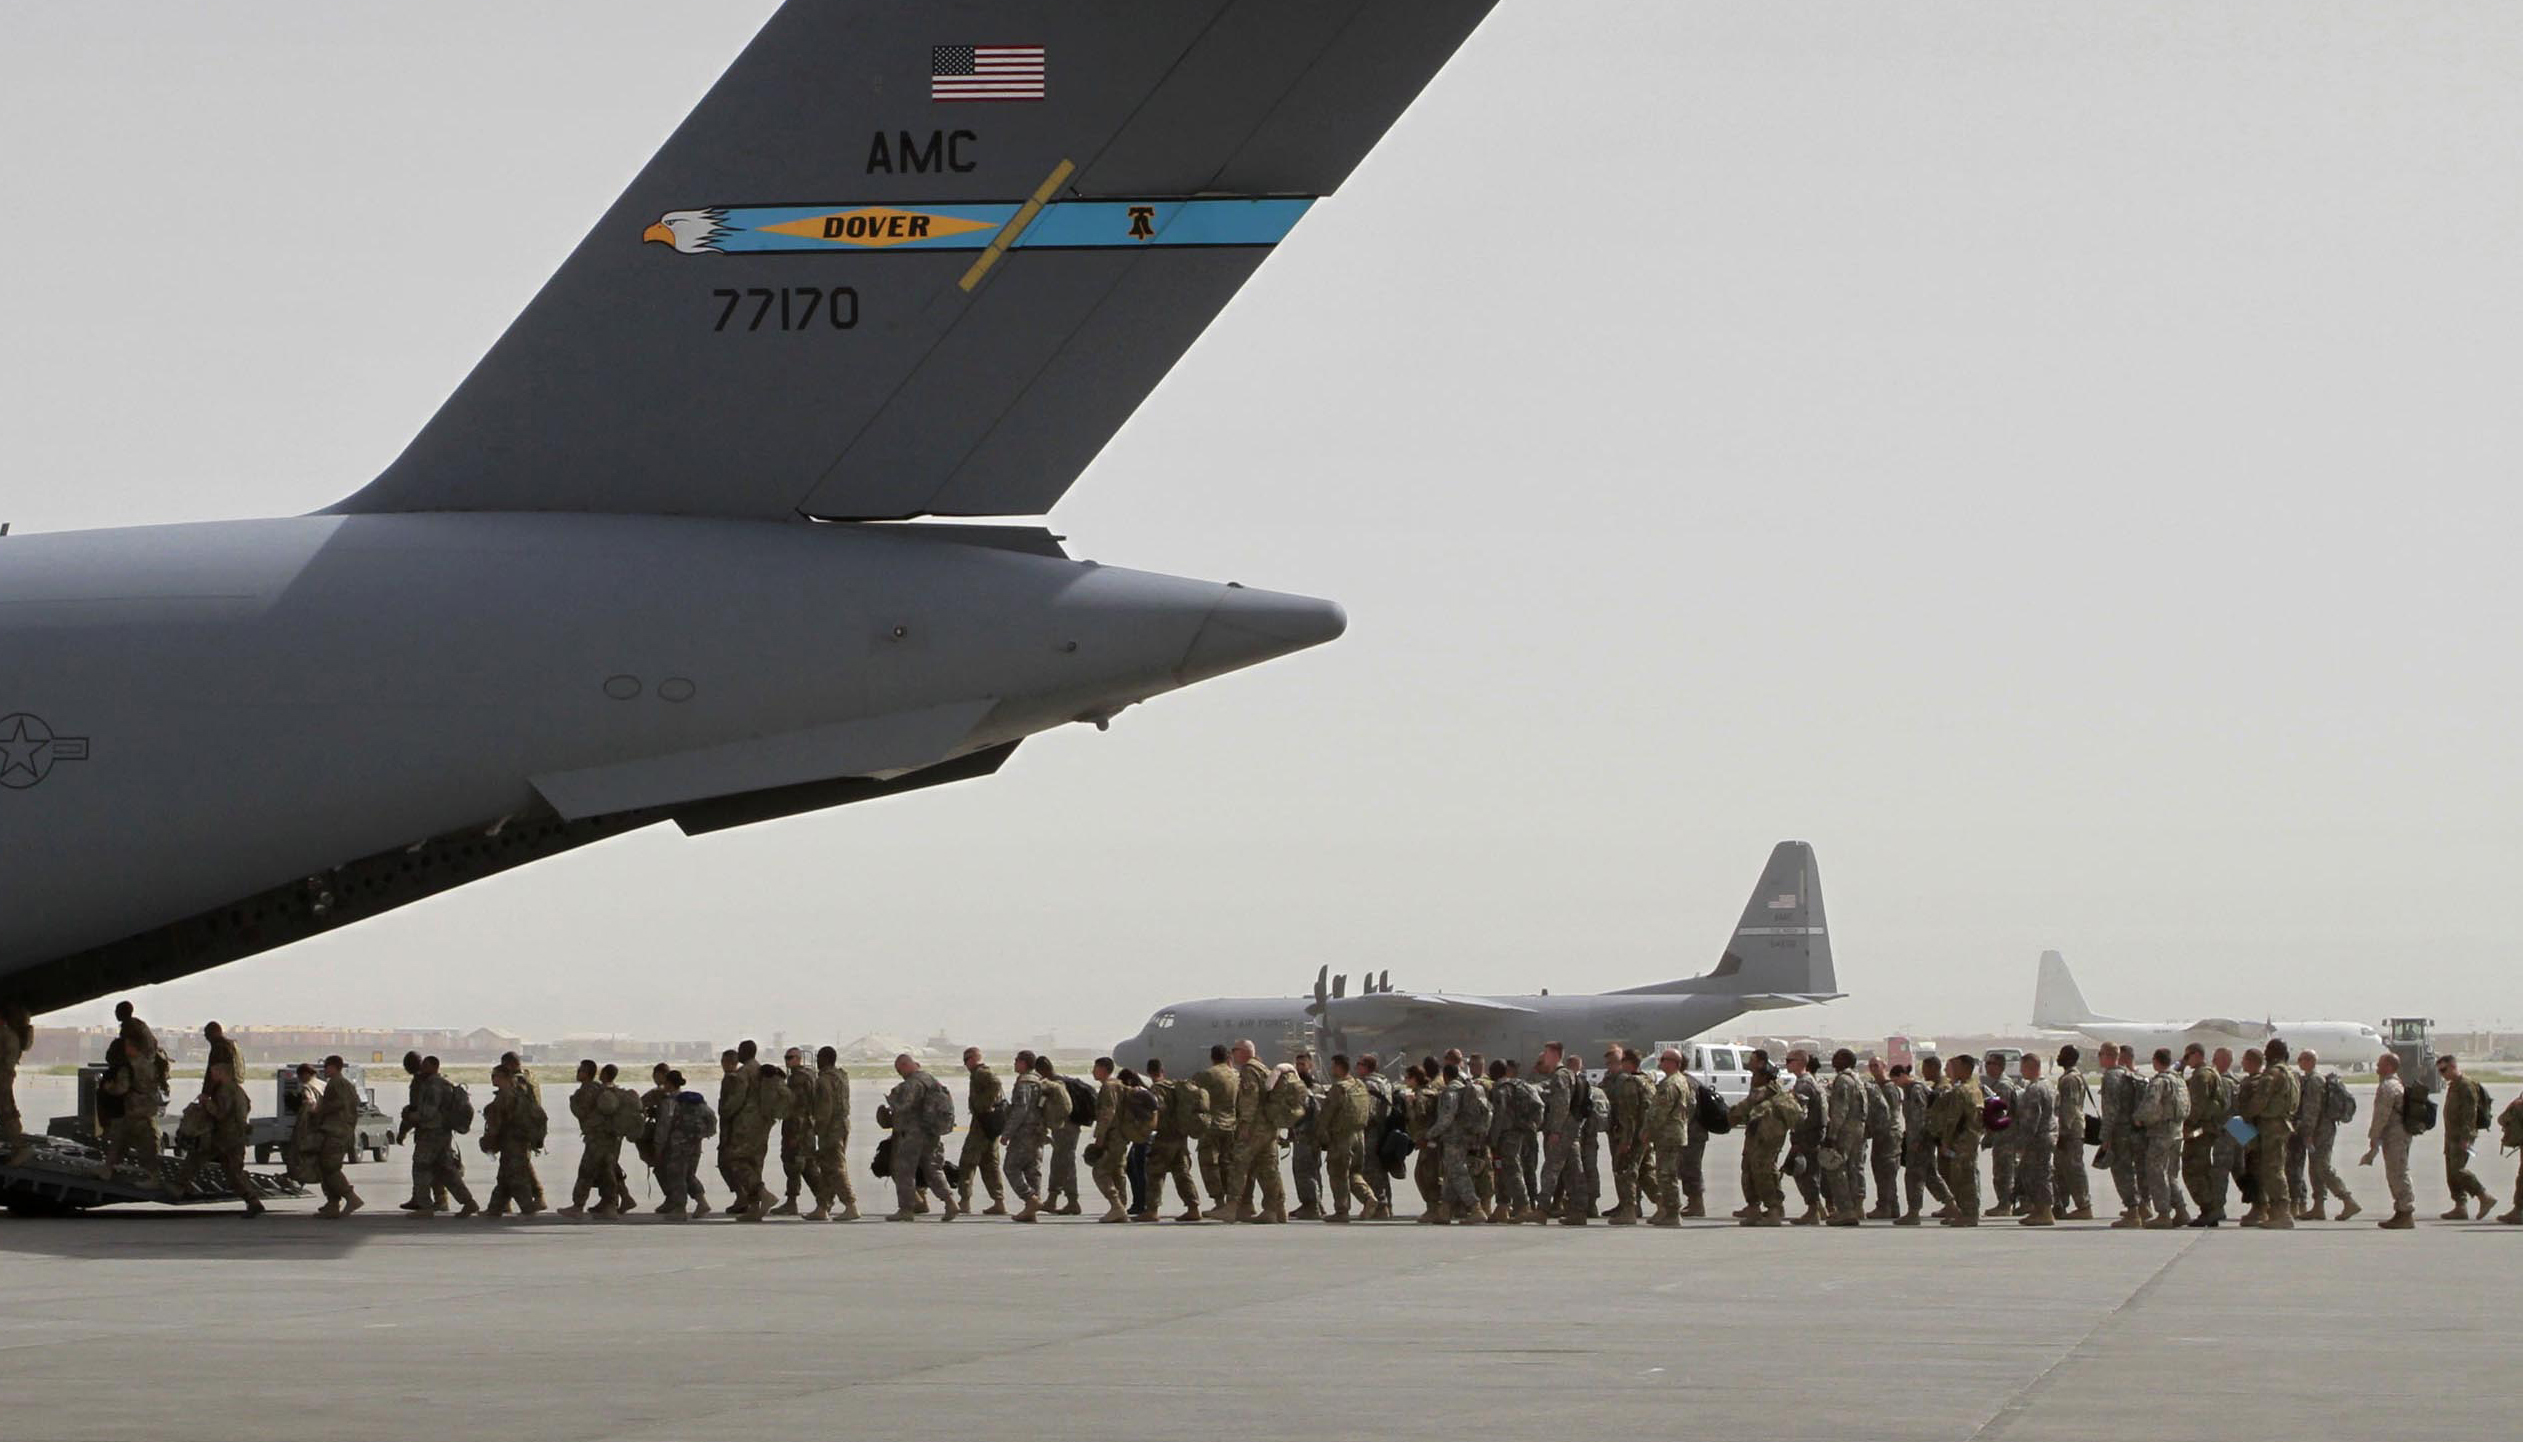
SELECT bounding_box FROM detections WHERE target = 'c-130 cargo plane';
[1116,843,1846,1078]
[0,1,1503,1013]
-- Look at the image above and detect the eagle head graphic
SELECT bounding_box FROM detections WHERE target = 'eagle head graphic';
[642,209,733,254]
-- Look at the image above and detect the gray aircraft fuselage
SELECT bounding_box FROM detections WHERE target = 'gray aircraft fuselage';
[0,514,1338,1007]
[1119,990,1764,1082]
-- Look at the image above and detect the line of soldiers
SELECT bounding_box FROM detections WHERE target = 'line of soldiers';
[17,1006,2523,1231]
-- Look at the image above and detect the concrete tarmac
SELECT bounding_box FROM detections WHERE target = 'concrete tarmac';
[4,1074,2513,1440]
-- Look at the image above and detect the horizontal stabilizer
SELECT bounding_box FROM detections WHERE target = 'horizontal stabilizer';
[531,698,994,820]
[332,0,1501,522]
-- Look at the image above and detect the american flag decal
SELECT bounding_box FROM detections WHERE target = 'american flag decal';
[932,45,1047,102]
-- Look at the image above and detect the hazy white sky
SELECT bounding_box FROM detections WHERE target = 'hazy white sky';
[4,1,2519,1048]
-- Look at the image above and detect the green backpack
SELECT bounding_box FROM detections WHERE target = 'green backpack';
[1265,1072,1311,1128]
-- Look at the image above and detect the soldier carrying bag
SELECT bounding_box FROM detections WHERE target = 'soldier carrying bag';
[1062,1075,1097,1127]
[1695,1081,1732,1136]
[2322,1072,2357,1126]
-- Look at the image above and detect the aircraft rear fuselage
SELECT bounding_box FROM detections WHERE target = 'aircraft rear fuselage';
[0,514,1340,1002]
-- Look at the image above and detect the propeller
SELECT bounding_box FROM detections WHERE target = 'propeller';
[1332,973,1347,999]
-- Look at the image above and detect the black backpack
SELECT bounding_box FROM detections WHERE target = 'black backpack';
[1062,1075,1097,1127]
[869,1135,894,1179]
[1694,1082,1733,1135]
[1378,1122,1412,1177]
[1569,1073,1594,1121]
[2403,1083,2436,1136]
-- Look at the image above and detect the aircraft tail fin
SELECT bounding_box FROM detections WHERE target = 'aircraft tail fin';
[330,0,1500,523]
[1610,841,1840,1001]
[2033,950,2117,1027]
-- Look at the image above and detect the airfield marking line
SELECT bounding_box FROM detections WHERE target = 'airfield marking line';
[1964,1231,2202,1441]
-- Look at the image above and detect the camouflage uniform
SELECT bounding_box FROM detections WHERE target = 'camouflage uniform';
[1728,1078,1799,1222]
[778,1066,817,1212]
[1001,1071,1052,1204]
[2012,1074,2058,1217]
[1286,1071,1325,1217]
[728,1069,784,1217]
[2299,1070,2353,1214]
[809,1063,854,1216]
[2367,1073,2415,1215]
[402,1071,478,1213]
[1319,1075,1372,1220]
[657,1089,716,1214]
[1536,1062,1587,1223]
[1146,1074,1204,1216]
[958,1063,1005,1211]
[2441,1074,2490,1214]
[1046,1074,1084,1213]
[2131,1069,2188,1223]
[1489,1073,1540,1218]
[1929,1075,1986,1223]
[1865,1073,1903,1218]
[1603,1066,1648,1222]
[886,1067,959,1216]
[2224,1064,2259,1209]
[1785,1069,1826,1218]
[485,1082,543,1216]
[313,1072,363,1211]
[1427,1075,1484,1220]
[716,1064,755,1208]
[172,1076,262,1212]
[2052,1063,2092,1216]
[2247,1063,2299,1225]
[1194,1059,1240,1205]
[1981,1070,2021,1213]
[568,1079,623,1214]
[1900,1072,1951,1217]
[1643,1069,1690,1221]
[2182,1063,2234,1221]
[1822,1067,1868,1223]
[1358,1070,1396,1211]
[1090,1076,1130,1214]
[100,1023,168,1179]
[2097,1062,2142,1215]
[1221,1059,1286,1222]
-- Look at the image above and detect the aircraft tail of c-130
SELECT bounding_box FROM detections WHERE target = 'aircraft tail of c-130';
[0,0,1503,1013]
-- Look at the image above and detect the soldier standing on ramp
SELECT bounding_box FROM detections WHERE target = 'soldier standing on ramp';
[2293,1050,2358,1221]
[1821,1049,1868,1226]
[402,1055,480,1219]
[1320,1055,1372,1224]
[2245,1040,2301,1228]
[1643,1049,1691,1227]
[1729,1064,1797,1226]
[1864,1056,1903,1220]
[171,1061,263,1216]
[2435,1054,2495,1220]
[1002,1050,1050,1222]
[2051,1045,2093,1221]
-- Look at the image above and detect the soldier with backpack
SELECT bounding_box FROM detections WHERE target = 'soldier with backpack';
[1087,1056,1133,1222]
[1730,1063,1800,1226]
[1894,1062,1946,1225]
[2130,1048,2189,1228]
[1002,1050,1051,1221]
[2360,1052,2417,1228]
[2435,1054,2495,1220]
[2097,1043,2149,1225]
[311,1055,365,1219]
[2291,1050,2358,1221]
[97,1000,170,1186]
[884,1053,961,1221]
[715,1048,754,1211]
[2179,1044,2234,1226]
[1424,1060,1489,1224]
[1220,1041,1292,1223]
[656,1070,716,1218]
[482,1066,544,1218]
[1533,1044,1588,1225]
[170,1061,263,1216]
[2242,1040,2301,1228]
[2011,1053,2058,1227]
[558,1059,618,1218]
[772,1048,817,1217]
[1044,1054,1090,1216]
[1980,1053,2021,1217]
[1930,1055,1986,1226]
[1141,1056,1206,1222]
[2051,1045,2094,1222]
[806,1046,856,1221]
[2494,1093,2523,1225]
[1319,1054,1374,1223]
[955,1046,1007,1217]
[1488,1058,1539,1222]
[1642,1049,1691,1227]
[1286,1052,1326,1220]
[1821,1049,1869,1227]
[403,1055,480,1218]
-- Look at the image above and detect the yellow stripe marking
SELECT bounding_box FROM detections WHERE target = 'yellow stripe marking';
[959,158,1075,292]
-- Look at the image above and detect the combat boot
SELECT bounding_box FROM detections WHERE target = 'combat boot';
[1098,1204,1129,1222]
[1932,1203,1955,1220]
[2187,1211,2219,1227]
[1607,1206,1638,1227]
[940,1195,961,1222]
[1867,1200,1899,1221]
[2064,1204,2094,1221]
[1752,1206,1784,1226]
[1560,1207,1590,1226]
[1731,1203,1758,1219]
[983,1201,1009,1217]
[1418,1203,1451,1225]
[2110,1213,2144,1230]
[1013,1199,1040,1223]
[485,1198,513,1219]
[1214,1201,1242,1224]
[341,1192,364,1218]
[2477,1193,2500,1218]
[1791,1208,1822,1227]
[557,1201,586,1219]
[805,1204,830,1221]
[1681,1197,1706,1218]
[2240,1204,2267,1226]
[454,1199,481,1219]
[770,1197,799,1217]
[1291,1201,1322,1221]
[1266,1200,1289,1224]
[2296,1201,2321,1221]
[1988,1200,2014,1218]
[2335,1198,2360,1222]
[2018,1205,2055,1226]
[2499,1205,2523,1226]
[885,1209,917,1221]
[839,1203,860,1221]
[1177,1206,1204,1223]
[2259,1209,2294,1229]
[315,1201,342,1219]
[2143,1214,2181,1230]
[1650,1205,1681,1228]
[2379,1209,2414,1229]
[1894,1210,1921,1226]
[1827,1213,1861,1227]
[1325,1208,1352,1224]
[1056,1199,1082,1216]
[2438,1203,2469,1221]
